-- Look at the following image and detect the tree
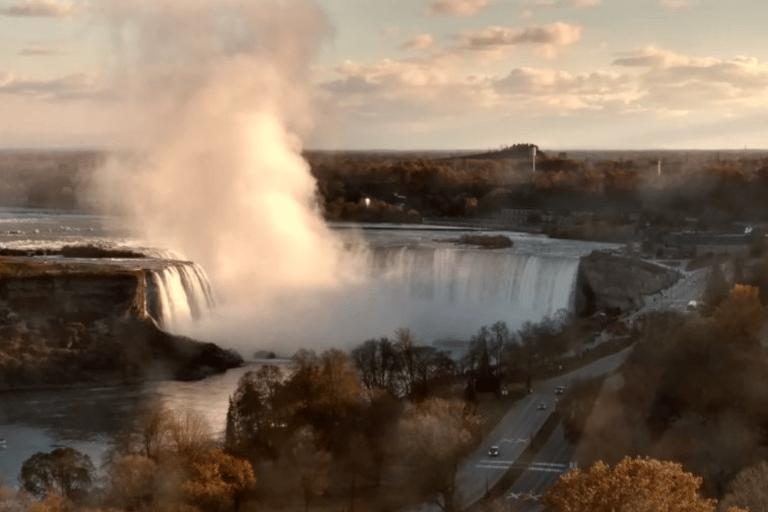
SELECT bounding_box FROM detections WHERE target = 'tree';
[183,449,257,512]
[133,400,174,461]
[108,455,158,511]
[351,338,402,393]
[712,284,766,342]
[288,427,332,512]
[225,365,285,460]
[543,457,717,512]
[395,328,418,396]
[167,408,212,460]
[20,447,95,501]
[396,398,483,512]
[489,321,511,379]
[703,264,729,316]
[720,460,768,512]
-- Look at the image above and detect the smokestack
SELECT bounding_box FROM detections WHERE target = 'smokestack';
[532,146,537,173]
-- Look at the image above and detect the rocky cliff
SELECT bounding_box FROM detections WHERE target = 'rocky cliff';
[575,251,680,316]
[0,254,241,390]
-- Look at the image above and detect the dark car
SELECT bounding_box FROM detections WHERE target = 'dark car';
[537,402,547,410]
[488,446,500,457]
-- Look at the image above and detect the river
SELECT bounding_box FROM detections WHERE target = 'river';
[0,209,616,484]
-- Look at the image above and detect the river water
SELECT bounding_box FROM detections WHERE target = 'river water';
[0,209,616,484]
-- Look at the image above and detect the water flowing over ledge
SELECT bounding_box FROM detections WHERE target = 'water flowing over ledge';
[365,246,580,320]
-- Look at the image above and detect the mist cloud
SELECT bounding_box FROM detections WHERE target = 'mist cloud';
[88,0,344,305]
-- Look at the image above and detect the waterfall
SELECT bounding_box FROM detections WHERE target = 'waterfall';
[149,262,216,332]
[364,246,580,339]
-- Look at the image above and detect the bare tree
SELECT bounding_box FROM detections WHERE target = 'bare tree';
[490,321,511,379]
[395,327,417,396]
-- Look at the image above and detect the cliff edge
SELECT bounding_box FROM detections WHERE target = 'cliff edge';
[575,251,680,316]
[0,254,242,390]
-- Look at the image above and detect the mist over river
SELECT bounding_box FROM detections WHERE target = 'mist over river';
[0,208,616,484]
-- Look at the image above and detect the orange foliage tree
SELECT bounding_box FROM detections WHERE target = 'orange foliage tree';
[712,284,767,342]
[543,457,747,512]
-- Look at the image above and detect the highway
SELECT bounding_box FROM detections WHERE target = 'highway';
[411,266,708,512]
[505,424,575,511]
[451,348,632,510]
[502,266,710,512]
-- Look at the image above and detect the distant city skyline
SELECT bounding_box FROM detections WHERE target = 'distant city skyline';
[2,0,768,150]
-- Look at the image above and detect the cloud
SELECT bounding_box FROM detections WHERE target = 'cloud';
[611,47,768,112]
[0,0,85,18]
[317,44,768,149]
[452,22,581,57]
[658,0,692,9]
[612,46,692,67]
[399,34,436,51]
[18,43,70,55]
[493,67,639,110]
[520,0,600,14]
[0,71,113,102]
[424,0,497,17]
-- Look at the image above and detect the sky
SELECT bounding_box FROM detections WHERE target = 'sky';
[2,0,768,150]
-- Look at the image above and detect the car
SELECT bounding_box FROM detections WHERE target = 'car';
[555,386,564,395]
[488,446,500,457]
[537,402,547,410]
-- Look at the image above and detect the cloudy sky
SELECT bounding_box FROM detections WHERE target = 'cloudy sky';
[2,0,768,150]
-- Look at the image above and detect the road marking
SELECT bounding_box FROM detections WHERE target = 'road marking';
[498,437,530,445]
[476,462,568,473]
[507,491,542,501]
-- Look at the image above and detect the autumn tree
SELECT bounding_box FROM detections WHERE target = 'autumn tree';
[395,398,483,512]
[711,284,767,342]
[183,449,257,512]
[20,447,94,501]
[108,455,158,511]
[225,365,285,460]
[543,457,717,512]
[259,426,332,512]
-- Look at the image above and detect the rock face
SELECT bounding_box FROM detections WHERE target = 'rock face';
[575,251,679,316]
[0,254,242,389]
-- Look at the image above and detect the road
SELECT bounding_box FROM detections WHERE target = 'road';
[502,267,710,512]
[634,265,709,316]
[504,424,574,511]
[412,268,707,512]
[409,348,633,511]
